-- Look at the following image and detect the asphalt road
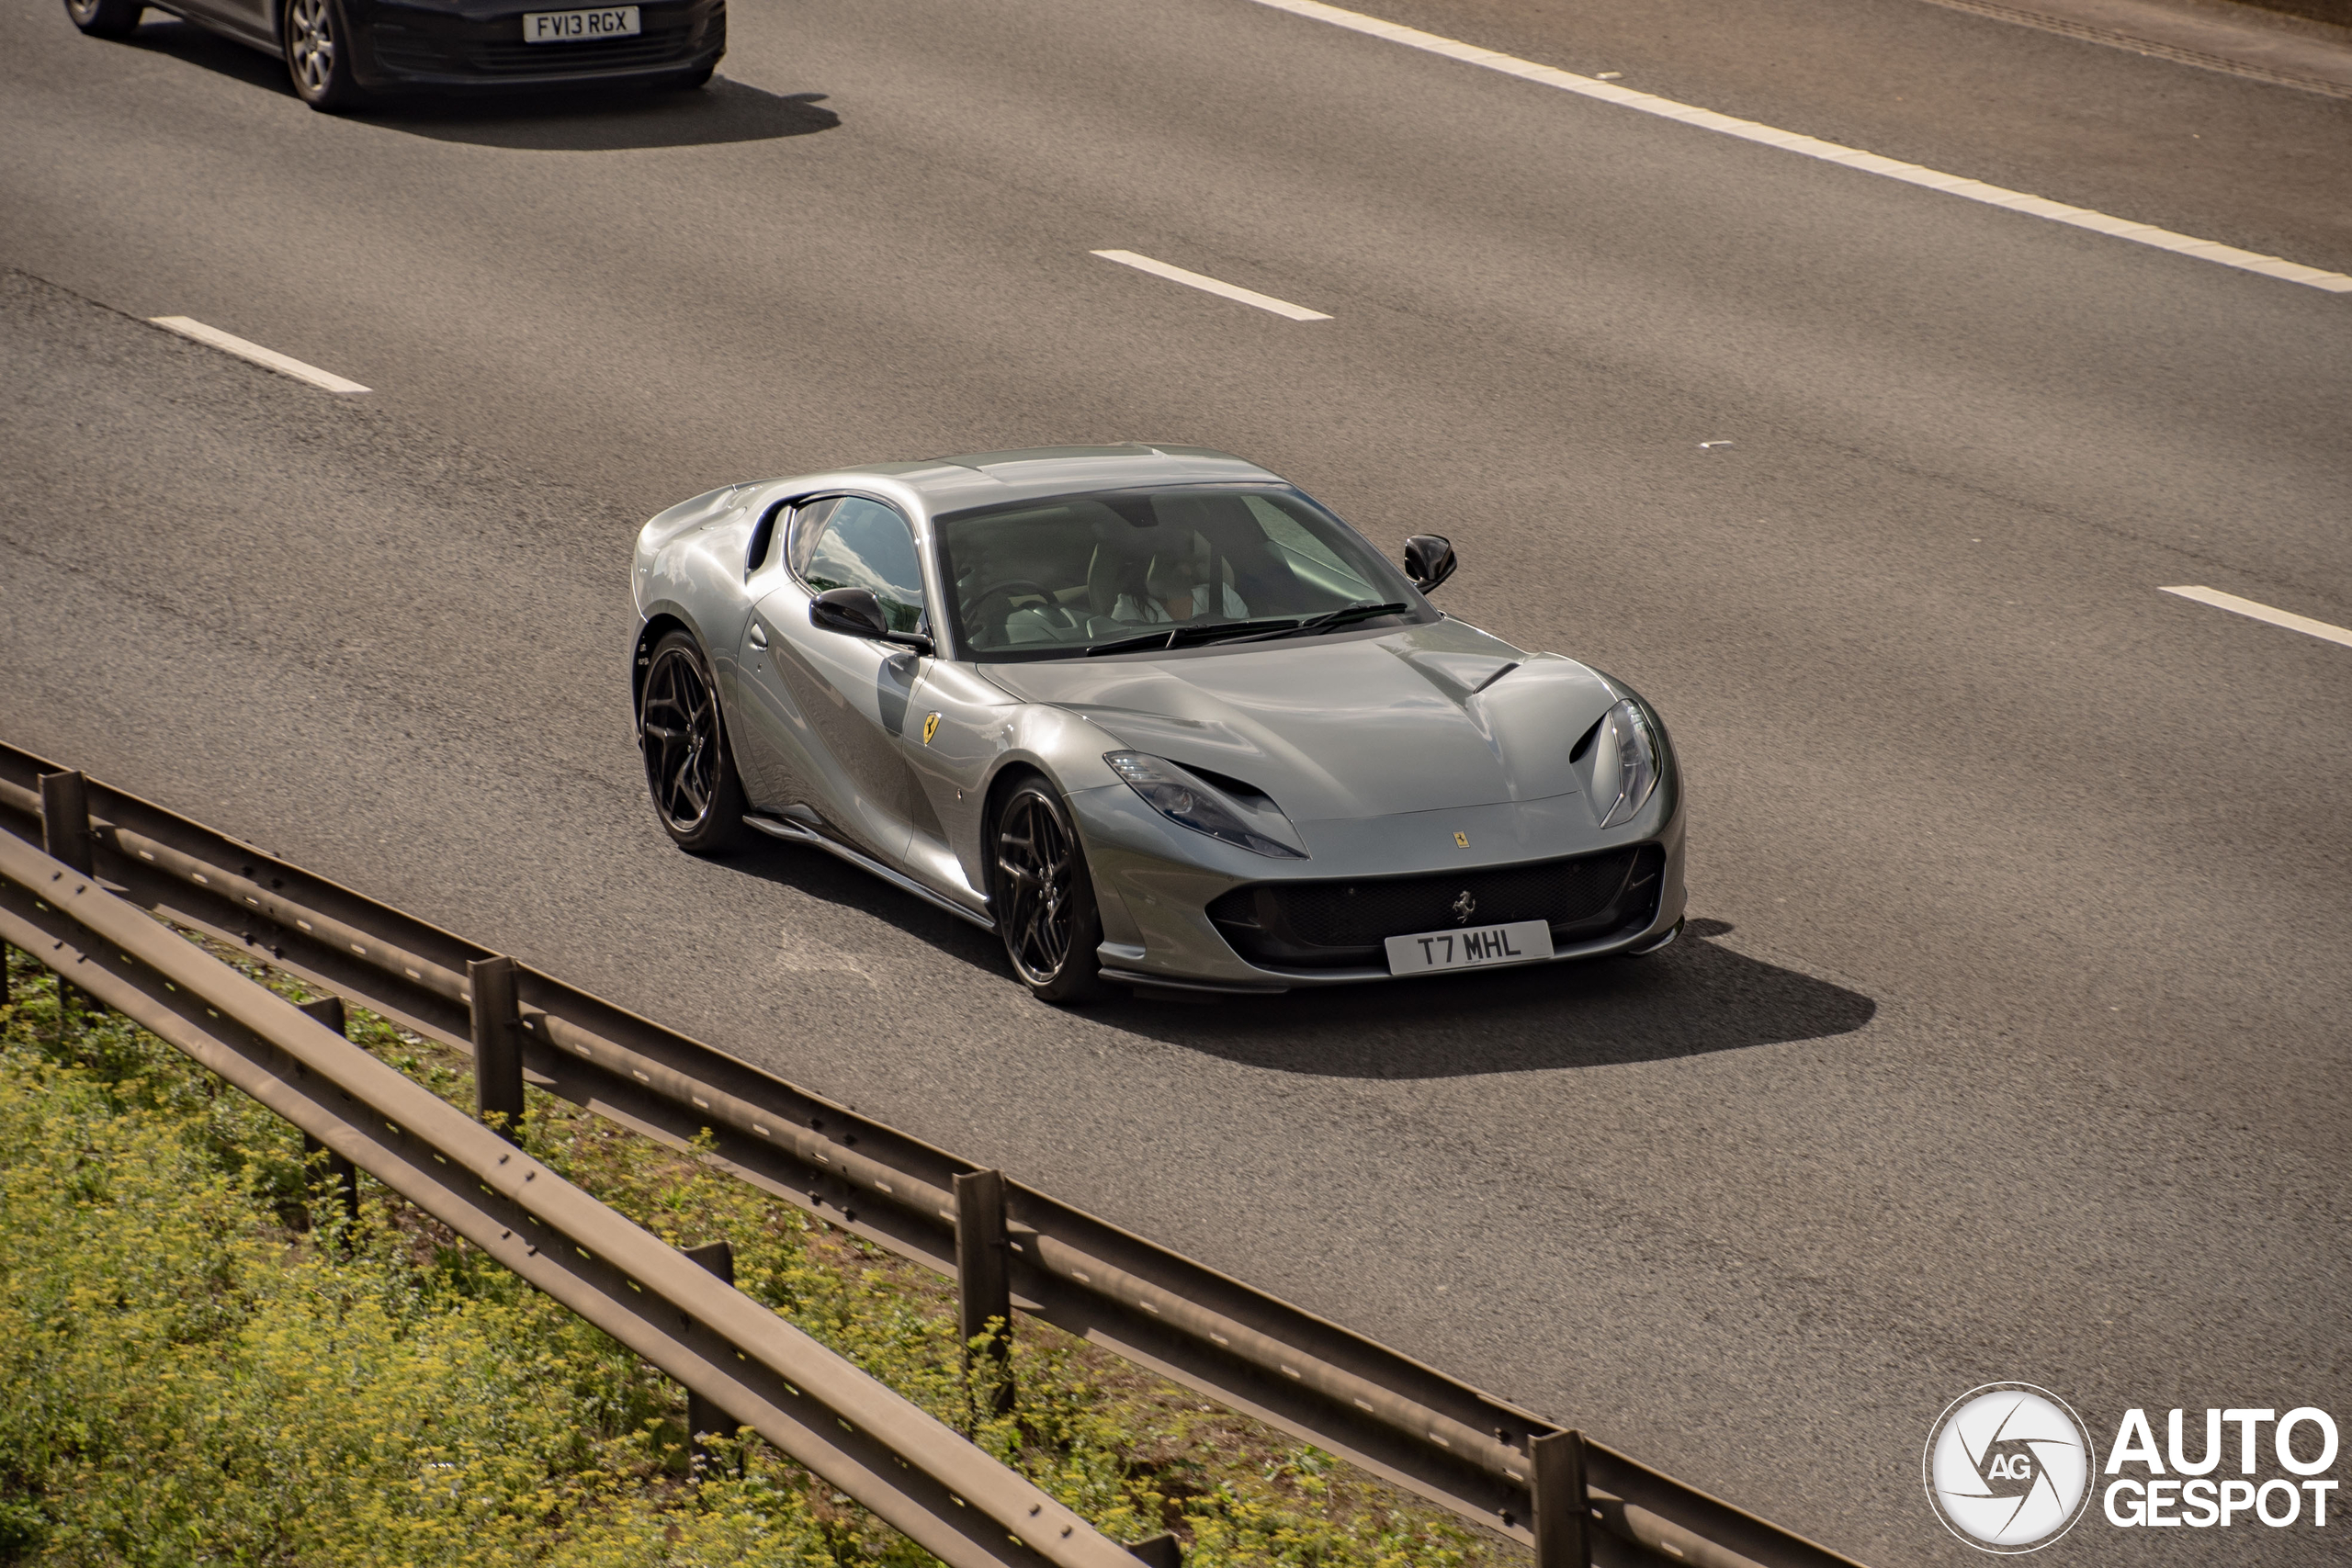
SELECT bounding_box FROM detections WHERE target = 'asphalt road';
[4,0,2348,1562]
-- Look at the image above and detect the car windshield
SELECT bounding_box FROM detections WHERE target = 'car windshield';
[933,486,1428,660]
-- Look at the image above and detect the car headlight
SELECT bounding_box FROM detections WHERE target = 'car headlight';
[1103,752,1306,859]
[1587,699,1661,829]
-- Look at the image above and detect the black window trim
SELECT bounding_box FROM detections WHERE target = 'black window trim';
[743,498,790,578]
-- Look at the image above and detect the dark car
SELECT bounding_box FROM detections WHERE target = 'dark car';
[62,0,723,111]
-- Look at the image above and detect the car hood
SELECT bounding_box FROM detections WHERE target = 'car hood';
[979,620,1622,821]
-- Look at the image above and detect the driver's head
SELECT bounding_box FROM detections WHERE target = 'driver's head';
[1146,550,1208,619]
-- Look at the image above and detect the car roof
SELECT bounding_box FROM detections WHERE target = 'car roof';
[798,444,1287,520]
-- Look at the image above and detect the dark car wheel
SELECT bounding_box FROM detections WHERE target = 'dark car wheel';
[991,778,1108,1004]
[639,630,750,855]
[64,0,143,38]
[283,0,367,112]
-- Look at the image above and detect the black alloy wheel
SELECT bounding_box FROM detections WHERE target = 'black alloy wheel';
[283,0,366,112]
[64,0,144,39]
[639,630,748,854]
[992,779,1107,1003]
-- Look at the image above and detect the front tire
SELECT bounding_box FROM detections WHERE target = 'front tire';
[64,0,143,39]
[639,631,750,855]
[991,779,1107,1003]
[283,0,367,112]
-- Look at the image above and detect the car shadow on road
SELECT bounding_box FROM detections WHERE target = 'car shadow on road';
[728,836,1014,969]
[1094,919,1878,1077]
[358,79,839,151]
[117,23,835,149]
[727,834,1873,1075]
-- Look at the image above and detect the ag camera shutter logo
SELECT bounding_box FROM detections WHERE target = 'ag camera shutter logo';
[1925,1383,2095,1553]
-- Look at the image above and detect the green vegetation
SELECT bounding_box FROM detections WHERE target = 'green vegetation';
[0,941,1506,1568]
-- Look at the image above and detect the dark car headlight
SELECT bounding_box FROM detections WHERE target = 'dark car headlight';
[1588,699,1662,828]
[1103,752,1306,859]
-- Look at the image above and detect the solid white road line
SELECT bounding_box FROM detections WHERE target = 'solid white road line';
[1244,0,2352,295]
[2160,586,2352,649]
[149,316,371,393]
[1091,250,1333,320]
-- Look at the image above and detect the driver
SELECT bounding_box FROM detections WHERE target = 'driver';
[1111,547,1250,625]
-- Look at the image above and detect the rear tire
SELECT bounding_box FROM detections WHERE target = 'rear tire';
[639,630,750,855]
[990,779,1108,1004]
[64,0,143,38]
[282,0,368,112]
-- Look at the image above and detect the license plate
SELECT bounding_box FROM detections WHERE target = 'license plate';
[1384,919,1554,976]
[521,6,639,42]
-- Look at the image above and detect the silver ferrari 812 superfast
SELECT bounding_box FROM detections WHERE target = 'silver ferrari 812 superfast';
[630,445,1685,1001]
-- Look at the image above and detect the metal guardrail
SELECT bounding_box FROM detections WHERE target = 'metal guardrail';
[0,827,1146,1568]
[0,743,1867,1568]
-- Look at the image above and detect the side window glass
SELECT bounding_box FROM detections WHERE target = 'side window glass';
[787,497,842,578]
[801,497,928,634]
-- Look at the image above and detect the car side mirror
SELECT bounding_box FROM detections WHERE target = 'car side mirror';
[1404,534,1457,592]
[810,586,890,639]
[809,586,935,655]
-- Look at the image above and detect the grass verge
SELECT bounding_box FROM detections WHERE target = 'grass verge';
[0,937,1511,1568]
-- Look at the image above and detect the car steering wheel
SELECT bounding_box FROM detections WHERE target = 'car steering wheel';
[967,579,1058,625]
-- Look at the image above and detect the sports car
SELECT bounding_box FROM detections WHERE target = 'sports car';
[630,445,1685,1001]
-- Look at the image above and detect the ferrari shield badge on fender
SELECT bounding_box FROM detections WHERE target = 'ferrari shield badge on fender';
[1453,830,1469,848]
[922,713,941,745]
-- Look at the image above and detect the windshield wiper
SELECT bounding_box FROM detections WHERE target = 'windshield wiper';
[1227,602,1411,643]
[1084,618,1301,657]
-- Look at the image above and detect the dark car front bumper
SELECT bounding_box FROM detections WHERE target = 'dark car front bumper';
[349,0,722,89]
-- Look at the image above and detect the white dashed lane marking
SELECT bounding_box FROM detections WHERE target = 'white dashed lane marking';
[2161,586,2352,650]
[1090,251,1333,321]
[1247,0,2352,295]
[149,316,371,393]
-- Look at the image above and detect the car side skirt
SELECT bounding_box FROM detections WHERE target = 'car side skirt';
[744,815,996,933]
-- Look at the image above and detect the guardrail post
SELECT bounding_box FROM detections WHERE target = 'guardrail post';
[684,1240,740,1473]
[39,771,96,1021]
[38,771,93,876]
[467,954,524,1143]
[1532,1428,1592,1568]
[300,993,349,1036]
[298,997,360,1235]
[1126,1533,1182,1566]
[955,1168,1014,1416]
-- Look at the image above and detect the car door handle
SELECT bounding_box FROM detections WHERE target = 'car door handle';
[748,623,769,649]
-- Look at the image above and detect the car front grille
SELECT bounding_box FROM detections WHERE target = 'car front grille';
[1207,843,1664,970]
[372,6,718,76]
[461,34,701,71]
